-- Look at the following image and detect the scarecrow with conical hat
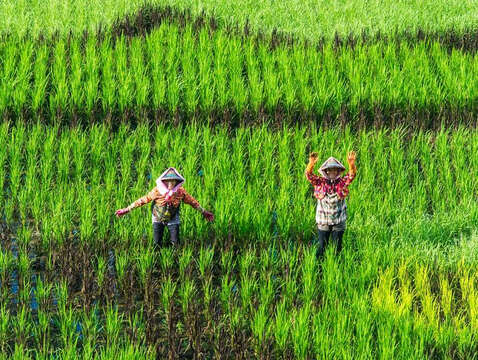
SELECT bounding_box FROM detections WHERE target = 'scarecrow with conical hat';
[115,167,214,247]
[305,151,357,257]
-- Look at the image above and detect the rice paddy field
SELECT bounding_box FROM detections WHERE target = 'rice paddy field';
[2,2,478,360]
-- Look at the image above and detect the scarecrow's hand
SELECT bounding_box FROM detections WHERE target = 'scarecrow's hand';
[115,208,130,218]
[347,151,356,164]
[309,152,319,163]
[202,210,214,222]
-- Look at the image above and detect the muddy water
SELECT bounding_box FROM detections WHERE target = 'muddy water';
[1,221,87,338]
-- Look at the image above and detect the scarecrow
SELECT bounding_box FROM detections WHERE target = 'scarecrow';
[305,151,357,257]
[115,167,214,247]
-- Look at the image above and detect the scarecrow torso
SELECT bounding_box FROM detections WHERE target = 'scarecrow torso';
[151,188,186,224]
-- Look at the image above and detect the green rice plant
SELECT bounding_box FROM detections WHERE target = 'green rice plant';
[240,271,257,315]
[115,251,129,290]
[105,305,123,349]
[0,40,17,114]
[11,343,31,360]
[376,316,396,360]
[245,41,263,114]
[220,249,235,276]
[197,246,214,279]
[0,122,8,203]
[57,131,71,185]
[251,303,270,358]
[181,25,199,114]
[352,294,374,359]
[292,45,313,113]
[31,43,49,115]
[115,37,133,114]
[48,38,68,119]
[12,39,33,115]
[291,304,311,360]
[80,304,100,359]
[58,304,78,352]
[260,44,280,112]
[165,25,181,115]
[69,37,84,116]
[100,35,116,115]
[84,35,99,114]
[146,28,166,112]
[273,298,290,355]
[197,27,214,113]
[0,250,13,291]
[301,246,318,304]
[14,305,31,349]
[125,306,146,347]
[0,303,10,354]
[178,246,193,280]
[130,37,149,111]
[259,272,275,309]
[159,247,174,279]
[179,278,196,316]
[33,307,51,356]
[8,123,25,202]
[227,36,247,115]
[277,46,296,113]
[160,276,177,337]
[213,31,228,110]
[35,275,52,310]
[220,273,236,313]
[136,249,155,304]
[17,245,30,281]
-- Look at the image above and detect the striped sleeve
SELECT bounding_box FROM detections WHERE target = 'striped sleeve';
[181,188,203,211]
[127,187,157,210]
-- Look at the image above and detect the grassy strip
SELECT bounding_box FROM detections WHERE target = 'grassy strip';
[1,0,478,42]
[1,27,478,128]
[1,122,477,246]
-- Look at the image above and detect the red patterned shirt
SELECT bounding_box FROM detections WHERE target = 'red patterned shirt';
[127,187,203,224]
[305,162,356,226]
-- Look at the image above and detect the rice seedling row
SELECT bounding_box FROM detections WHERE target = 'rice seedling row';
[1,24,478,128]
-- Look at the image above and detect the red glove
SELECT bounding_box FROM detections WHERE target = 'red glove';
[202,210,214,222]
[115,208,130,217]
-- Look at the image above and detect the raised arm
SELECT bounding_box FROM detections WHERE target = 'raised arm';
[343,151,357,185]
[115,187,157,217]
[305,151,323,186]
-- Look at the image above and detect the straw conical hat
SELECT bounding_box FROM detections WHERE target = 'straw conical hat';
[319,157,346,178]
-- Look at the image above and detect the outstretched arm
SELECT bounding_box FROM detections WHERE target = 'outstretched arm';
[182,189,214,222]
[305,152,323,185]
[115,187,157,217]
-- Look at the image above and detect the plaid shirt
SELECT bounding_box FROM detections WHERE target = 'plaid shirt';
[128,187,203,224]
[305,162,356,226]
